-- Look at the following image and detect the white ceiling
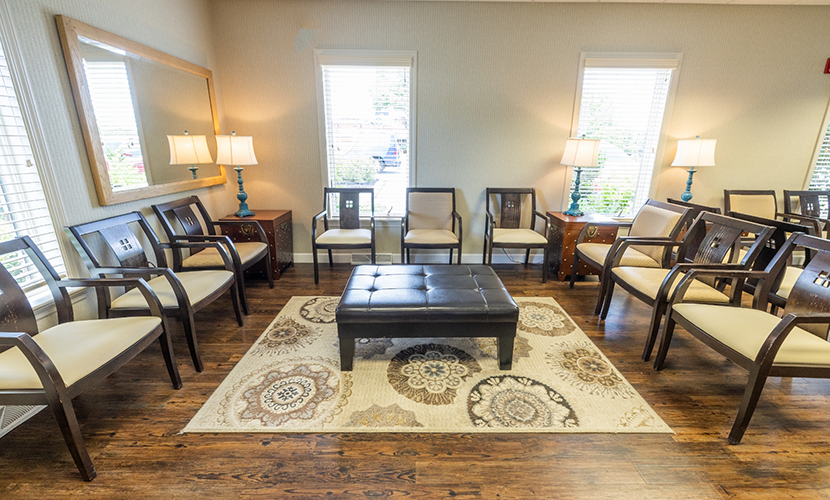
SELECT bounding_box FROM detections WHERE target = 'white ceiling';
[396,0,830,5]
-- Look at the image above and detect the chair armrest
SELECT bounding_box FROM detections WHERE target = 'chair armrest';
[754,312,830,368]
[168,235,241,269]
[56,278,165,317]
[212,219,269,244]
[532,211,551,239]
[163,241,235,271]
[93,267,191,309]
[610,238,682,267]
[0,332,67,391]
[452,211,463,238]
[312,210,326,240]
[669,267,768,307]
[776,212,824,236]
[575,221,632,244]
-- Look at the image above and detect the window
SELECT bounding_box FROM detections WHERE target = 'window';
[315,50,416,217]
[570,54,680,217]
[0,31,65,290]
[807,112,830,191]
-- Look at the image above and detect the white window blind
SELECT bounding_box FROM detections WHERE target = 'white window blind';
[808,118,830,191]
[0,42,65,290]
[572,62,676,217]
[320,59,412,217]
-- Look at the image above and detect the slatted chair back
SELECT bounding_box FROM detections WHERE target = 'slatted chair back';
[667,198,722,263]
[406,187,455,232]
[723,189,777,220]
[485,188,535,230]
[783,190,830,219]
[153,196,217,240]
[324,187,374,230]
[67,211,166,272]
[679,211,772,269]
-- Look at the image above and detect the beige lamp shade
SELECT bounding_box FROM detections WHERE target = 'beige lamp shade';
[216,134,258,166]
[671,138,717,167]
[561,138,600,167]
[167,134,213,164]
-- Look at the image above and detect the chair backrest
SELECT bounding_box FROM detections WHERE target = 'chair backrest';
[0,236,72,337]
[66,211,165,271]
[152,195,216,241]
[679,211,773,268]
[406,187,455,231]
[323,187,374,230]
[723,190,777,220]
[666,198,723,263]
[627,199,689,263]
[783,190,830,219]
[485,188,535,229]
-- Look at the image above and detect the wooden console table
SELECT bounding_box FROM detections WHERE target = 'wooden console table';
[220,210,293,280]
[546,212,619,282]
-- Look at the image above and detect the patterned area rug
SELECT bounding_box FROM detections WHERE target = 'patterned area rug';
[183,297,672,434]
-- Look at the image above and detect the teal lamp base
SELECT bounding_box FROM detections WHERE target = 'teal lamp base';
[563,166,585,217]
[188,165,198,179]
[680,167,697,202]
[234,166,255,217]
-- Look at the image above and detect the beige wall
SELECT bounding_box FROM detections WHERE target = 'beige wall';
[210,0,830,257]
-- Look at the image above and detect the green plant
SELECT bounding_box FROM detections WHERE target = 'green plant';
[332,157,378,187]
[104,144,147,190]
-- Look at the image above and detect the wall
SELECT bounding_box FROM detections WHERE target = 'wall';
[210,0,830,258]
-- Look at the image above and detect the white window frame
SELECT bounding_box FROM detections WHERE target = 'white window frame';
[313,49,418,219]
[566,52,683,218]
[803,96,830,189]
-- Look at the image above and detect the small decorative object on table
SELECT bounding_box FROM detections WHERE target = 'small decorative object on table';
[220,210,293,280]
[671,136,716,202]
[216,131,257,217]
[167,131,213,179]
[560,136,600,217]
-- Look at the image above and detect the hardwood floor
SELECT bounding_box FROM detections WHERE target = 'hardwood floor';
[2,263,830,499]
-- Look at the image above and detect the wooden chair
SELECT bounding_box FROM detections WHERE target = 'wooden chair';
[572,199,689,316]
[783,190,830,238]
[401,187,462,264]
[654,232,830,444]
[666,198,722,264]
[483,188,551,282]
[312,187,375,284]
[66,211,243,372]
[152,195,274,315]
[601,211,774,362]
[0,236,181,480]
[723,189,821,236]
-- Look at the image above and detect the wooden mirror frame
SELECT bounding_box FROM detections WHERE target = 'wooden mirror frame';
[56,15,226,206]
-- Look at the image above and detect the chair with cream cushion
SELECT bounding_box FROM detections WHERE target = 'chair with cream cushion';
[152,195,274,316]
[0,236,181,480]
[483,188,551,282]
[783,190,830,239]
[312,187,375,284]
[67,211,242,372]
[601,211,774,362]
[401,187,462,264]
[654,232,830,444]
[723,189,821,237]
[572,199,689,314]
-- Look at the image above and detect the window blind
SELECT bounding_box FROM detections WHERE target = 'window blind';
[0,44,65,290]
[572,65,675,217]
[321,63,410,217]
[808,119,830,191]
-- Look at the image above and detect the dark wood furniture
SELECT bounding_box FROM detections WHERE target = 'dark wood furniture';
[656,232,830,444]
[67,211,243,372]
[219,210,294,281]
[723,189,822,237]
[311,189,375,284]
[401,187,462,264]
[336,265,518,371]
[783,190,830,238]
[546,211,619,282]
[0,236,181,481]
[483,188,551,282]
[152,196,274,316]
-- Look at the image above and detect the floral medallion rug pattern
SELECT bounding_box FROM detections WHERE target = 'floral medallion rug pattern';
[183,297,671,434]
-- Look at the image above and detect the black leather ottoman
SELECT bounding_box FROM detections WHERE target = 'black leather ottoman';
[336,265,519,371]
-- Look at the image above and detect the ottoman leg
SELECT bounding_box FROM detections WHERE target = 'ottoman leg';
[339,327,356,371]
[497,331,515,370]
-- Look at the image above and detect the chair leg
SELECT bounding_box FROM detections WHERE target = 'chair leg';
[327,249,334,267]
[482,239,487,264]
[541,246,549,283]
[407,248,411,264]
[653,314,677,371]
[569,254,580,289]
[457,246,462,265]
[524,248,531,265]
[642,300,667,362]
[264,254,275,289]
[230,282,244,327]
[47,391,96,481]
[487,242,494,266]
[313,245,320,284]
[156,321,182,388]
[728,364,772,445]
[237,273,250,316]
[600,280,616,320]
[401,246,406,266]
[449,249,453,264]
[180,308,203,372]
[371,243,376,264]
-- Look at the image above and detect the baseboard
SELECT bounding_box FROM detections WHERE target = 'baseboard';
[296,250,547,265]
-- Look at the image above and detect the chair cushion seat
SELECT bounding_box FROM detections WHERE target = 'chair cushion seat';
[671,303,830,366]
[404,229,459,245]
[182,241,266,268]
[775,266,802,300]
[110,270,233,309]
[492,228,547,245]
[0,317,162,390]
[316,229,372,245]
[577,243,661,269]
[612,267,729,303]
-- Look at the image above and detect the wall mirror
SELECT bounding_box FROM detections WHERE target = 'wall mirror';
[57,15,226,206]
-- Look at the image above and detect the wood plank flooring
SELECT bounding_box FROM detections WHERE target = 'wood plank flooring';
[2,263,830,499]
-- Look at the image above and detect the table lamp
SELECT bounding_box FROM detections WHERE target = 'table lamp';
[216,131,257,217]
[167,131,212,179]
[561,137,600,217]
[671,136,717,202]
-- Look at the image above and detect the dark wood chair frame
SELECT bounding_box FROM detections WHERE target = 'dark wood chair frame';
[483,188,551,282]
[312,187,376,284]
[151,195,274,315]
[723,189,822,236]
[571,199,690,316]
[783,189,830,239]
[401,187,463,264]
[0,236,181,481]
[655,232,830,444]
[601,211,775,362]
[666,198,723,266]
[66,211,243,372]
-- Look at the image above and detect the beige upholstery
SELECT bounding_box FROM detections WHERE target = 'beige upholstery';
[492,228,547,245]
[182,241,267,268]
[316,229,372,245]
[612,267,730,303]
[578,243,661,268]
[775,266,803,300]
[408,192,453,231]
[404,229,459,245]
[111,270,233,309]
[672,303,830,365]
[628,205,683,262]
[0,317,162,390]
[728,194,776,220]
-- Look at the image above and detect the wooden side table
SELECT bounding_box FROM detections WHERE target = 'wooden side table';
[220,210,293,280]
[546,212,619,282]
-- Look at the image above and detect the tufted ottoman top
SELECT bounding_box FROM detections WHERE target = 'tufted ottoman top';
[336,265,519,324]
